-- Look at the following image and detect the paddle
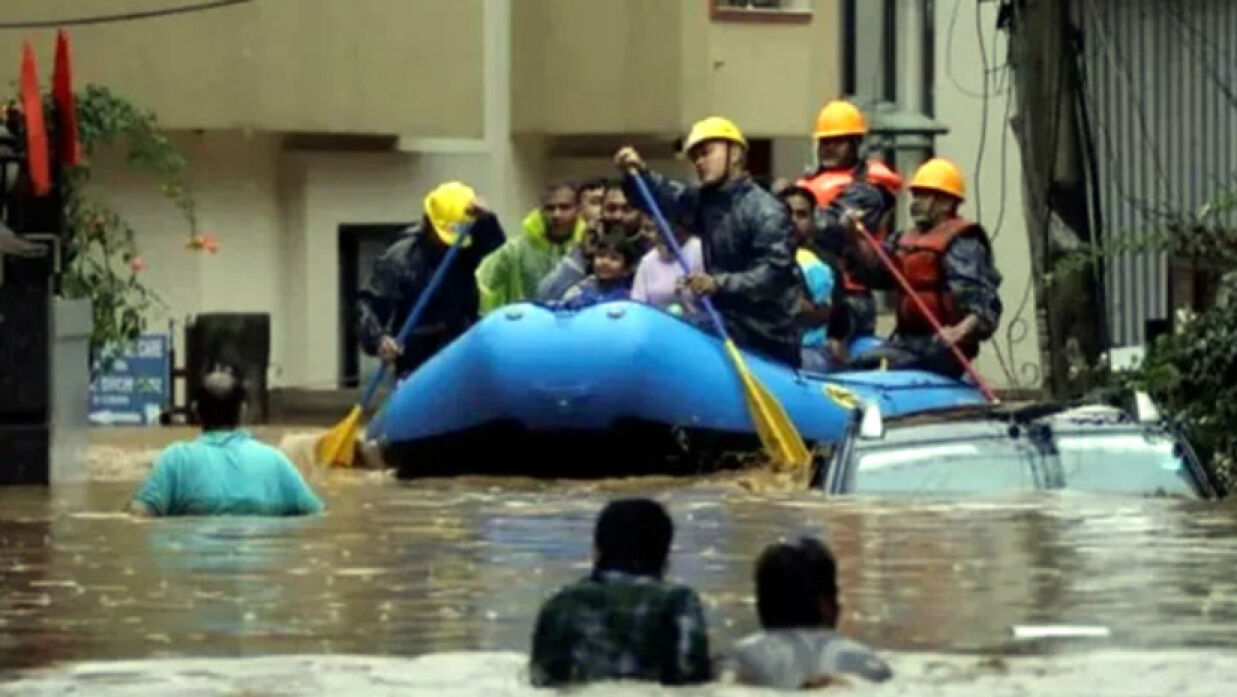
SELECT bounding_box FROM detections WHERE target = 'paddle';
[629,171,812,471]
[315,220,475,467]
[852,220,999,403]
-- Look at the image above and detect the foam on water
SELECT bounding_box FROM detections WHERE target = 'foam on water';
[4,650,1237,696]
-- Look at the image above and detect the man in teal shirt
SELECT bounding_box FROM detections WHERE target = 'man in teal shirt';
[129,366,324,517]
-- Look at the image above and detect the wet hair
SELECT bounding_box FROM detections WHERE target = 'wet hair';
[593,228,641,268]
[776,183,815,209]
[594,498,673,577]
[194,363,247,430]
[578,177,607,200]
[542,180,579,202]
[601,178,627,199]
[755,537,838,629]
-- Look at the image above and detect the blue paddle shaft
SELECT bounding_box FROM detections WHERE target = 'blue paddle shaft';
[360,222,474,408]
[629,171,729,338]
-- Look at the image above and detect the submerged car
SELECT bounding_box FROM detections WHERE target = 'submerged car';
[819,392,1224,499]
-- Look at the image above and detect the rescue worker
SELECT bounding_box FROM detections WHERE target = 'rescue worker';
[357,181,505,379]
[478,181,586,313]
[842,157,1002,378]
[797,100,903,356]
[615,117,802,366]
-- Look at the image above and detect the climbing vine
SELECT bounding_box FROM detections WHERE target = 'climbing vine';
[1047,187,1237,284]
[1063,184,1237,491]
[56,85,207,367]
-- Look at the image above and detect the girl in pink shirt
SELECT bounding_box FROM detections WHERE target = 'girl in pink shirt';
[631,215,705,315]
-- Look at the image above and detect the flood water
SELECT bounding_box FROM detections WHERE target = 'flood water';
[3,442,1237,694]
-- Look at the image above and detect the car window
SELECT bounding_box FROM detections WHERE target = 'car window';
[1056,433,1199,497]
[851,439,1038,495]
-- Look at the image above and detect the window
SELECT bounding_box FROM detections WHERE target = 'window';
[1056,433,1201,498]
[711,0,813,23]
[850,439,1039,495]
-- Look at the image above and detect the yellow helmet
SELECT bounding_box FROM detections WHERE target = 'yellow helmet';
[683,116,748,154]
[813,100,867,140]
[909,157,966,201]
[423,181,476,245]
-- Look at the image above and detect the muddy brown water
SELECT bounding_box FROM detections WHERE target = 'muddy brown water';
[3,429,1237,694]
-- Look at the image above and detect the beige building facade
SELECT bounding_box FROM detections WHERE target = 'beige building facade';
[1,0,1036,390]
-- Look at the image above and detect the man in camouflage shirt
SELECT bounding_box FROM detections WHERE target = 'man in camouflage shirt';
[529,499,711,687]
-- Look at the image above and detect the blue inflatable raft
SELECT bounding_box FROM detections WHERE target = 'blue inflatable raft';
[368,301,987,477]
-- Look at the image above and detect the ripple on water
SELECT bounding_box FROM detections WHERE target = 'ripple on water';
[3,448,1237,686]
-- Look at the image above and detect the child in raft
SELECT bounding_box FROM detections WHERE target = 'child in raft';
[631,213,704,317]
[558,227,642,309]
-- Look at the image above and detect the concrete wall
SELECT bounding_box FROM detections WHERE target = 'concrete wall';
[932,1,1041,389]
[684,0,843,137]
[514,0,842,138]
[86,131,510,391]
[512,0,684,135]
[0,0,484,137]
[84,131,284,380]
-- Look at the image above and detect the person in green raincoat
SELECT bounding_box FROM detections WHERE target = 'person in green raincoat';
[476,182,585,314]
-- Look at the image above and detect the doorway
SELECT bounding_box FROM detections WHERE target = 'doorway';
[338,223,407,388]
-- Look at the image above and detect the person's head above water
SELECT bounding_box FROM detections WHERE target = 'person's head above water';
[593,498,674,578]
[755,537,839,630]
[193,363,248,431]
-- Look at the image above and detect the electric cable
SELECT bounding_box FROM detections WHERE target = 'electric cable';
[0,0,252,29]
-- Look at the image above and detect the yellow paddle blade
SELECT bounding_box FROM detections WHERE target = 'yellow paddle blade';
[723,340,812,470]
[315,405,362,468]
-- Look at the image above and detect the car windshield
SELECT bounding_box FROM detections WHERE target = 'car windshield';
[1056,432,1198,497]
[849,427,1201,498]
[852,438,1038,495]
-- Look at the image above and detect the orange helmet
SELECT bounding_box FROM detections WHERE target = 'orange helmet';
[909,157,966,200]
[813,100,867,140]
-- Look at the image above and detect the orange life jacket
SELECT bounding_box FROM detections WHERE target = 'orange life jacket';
[797,161,902,294]
[893,217,986,345]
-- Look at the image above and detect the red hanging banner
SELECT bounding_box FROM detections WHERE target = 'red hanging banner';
[20,40,51,196]
[53,30,81,167]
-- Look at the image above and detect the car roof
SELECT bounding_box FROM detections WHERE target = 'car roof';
[856,401,1158,448]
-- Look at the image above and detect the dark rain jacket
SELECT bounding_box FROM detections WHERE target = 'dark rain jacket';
[806,176,896,259]
[625,172,802,366]
[356,215,505,378]
[807,172,897,340]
